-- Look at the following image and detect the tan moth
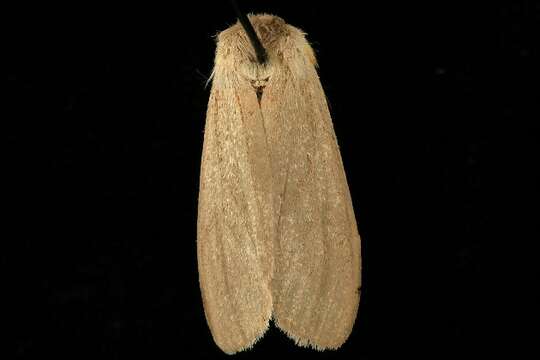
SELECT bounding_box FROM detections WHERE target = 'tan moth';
[197,13,361,354]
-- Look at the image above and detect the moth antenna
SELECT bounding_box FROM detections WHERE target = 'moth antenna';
[229,0,268,64]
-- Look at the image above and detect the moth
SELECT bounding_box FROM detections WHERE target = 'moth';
[197,14,361,354]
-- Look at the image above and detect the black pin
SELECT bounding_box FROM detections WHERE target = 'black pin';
[229,0,268,64]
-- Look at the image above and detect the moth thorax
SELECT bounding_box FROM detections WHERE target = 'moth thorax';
[242,64,272,103]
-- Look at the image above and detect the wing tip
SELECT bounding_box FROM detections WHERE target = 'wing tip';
[273,316,353,352]
[215,314,272,355]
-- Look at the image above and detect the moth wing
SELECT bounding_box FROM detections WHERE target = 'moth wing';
[264,43,361,350]
[197,75,275,354]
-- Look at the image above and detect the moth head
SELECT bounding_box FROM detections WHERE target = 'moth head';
[214,14,317,87]
[237,14,289,83]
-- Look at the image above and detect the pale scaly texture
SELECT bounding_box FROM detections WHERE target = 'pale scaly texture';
[197,14,361,354]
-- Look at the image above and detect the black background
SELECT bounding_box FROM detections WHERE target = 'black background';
[6,1,539,358]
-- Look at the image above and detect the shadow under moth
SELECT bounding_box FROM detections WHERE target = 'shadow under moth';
[197,14,361,354]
